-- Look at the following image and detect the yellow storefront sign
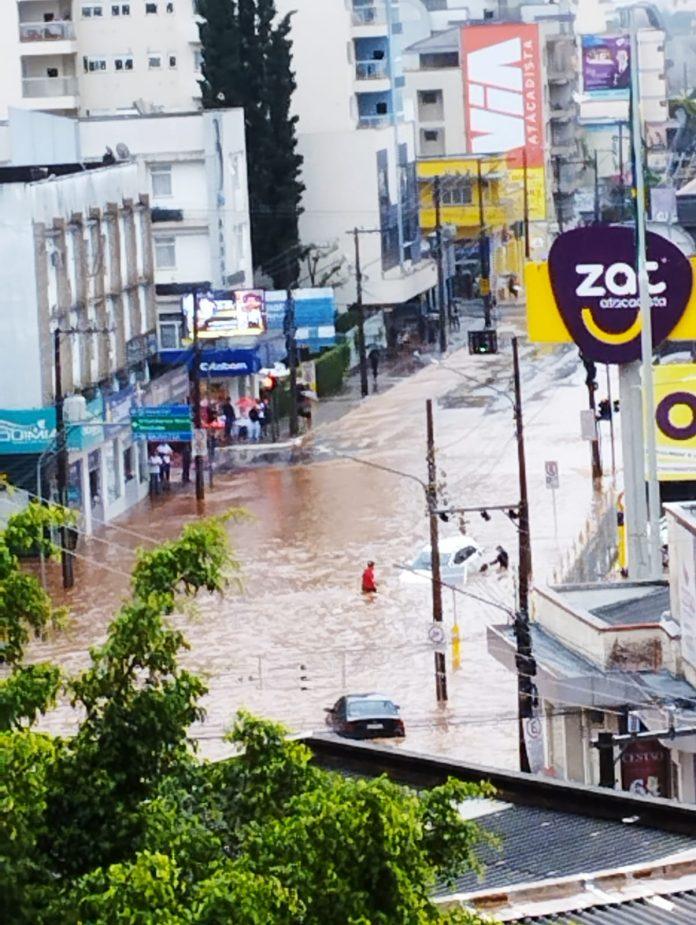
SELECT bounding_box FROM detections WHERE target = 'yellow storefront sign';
[653,364,696,481]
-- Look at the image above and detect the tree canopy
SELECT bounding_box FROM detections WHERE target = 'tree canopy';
[1,504,494,924]
[197,0,305,288]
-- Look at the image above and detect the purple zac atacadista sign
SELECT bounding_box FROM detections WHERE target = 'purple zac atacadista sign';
[527,226,696,364]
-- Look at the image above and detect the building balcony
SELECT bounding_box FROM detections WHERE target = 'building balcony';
[19,20,75,41]
[351,3,386,26]
[22,75,78,105]
[355,59,388,80]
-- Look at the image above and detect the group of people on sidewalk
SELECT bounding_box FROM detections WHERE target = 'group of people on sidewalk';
[147,442,175,496]
[218,396,271,444]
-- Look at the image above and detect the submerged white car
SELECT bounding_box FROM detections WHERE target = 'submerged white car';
[400,535,485,586]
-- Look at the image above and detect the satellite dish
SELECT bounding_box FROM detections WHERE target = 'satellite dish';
[115,142,131,161]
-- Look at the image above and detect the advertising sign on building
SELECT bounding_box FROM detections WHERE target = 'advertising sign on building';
[182,290,266,340]
[620,738,670,797]
[0,402,104,455]
[653,364,696,481]
[460,22,546,220]
[525,226,696,362]
[581,34,631,99]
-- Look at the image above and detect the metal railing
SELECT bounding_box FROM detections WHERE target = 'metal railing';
[22,76,78,98]
[358,113,391,128]
[19,21,75,42]
[351,5,385,25]
[355,59,388,80]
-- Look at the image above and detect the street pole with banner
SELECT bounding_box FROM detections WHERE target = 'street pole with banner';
[426,399,447,704]
[629,13,662,579]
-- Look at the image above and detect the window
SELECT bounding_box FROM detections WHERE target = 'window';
[194,49,203,71]
[166,1,174,11]
[83,56,107,72]
[420,91,439,105]
[112,3,130,13]
[423,129,439,142]
[82,4,103,16]
[155,236,176,269]
[148,54,162,69]
[150,164,172,197]
[441,180,472,206]
[145,2,157,12]
[168,54,177,69]
[114,55,134,71]
[158,320,181,349]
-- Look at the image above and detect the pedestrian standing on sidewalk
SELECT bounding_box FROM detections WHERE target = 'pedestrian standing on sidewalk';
[369,347,380,389]
[362,560,377,594]
[222,396,235,443]
[157,441,173,488]
[148,450,162,497]
[257,399,268,439]
[181,441,191,483]
[248,403,261,441]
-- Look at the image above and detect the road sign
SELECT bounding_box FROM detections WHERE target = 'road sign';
[427,623,446,649]
[130,404,192,441]
[544,460,559,490]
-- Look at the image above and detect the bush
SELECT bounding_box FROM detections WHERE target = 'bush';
[334,308,359,335]
[315,342,350,397]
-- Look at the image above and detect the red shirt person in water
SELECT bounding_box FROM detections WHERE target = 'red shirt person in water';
[362,560,377,594]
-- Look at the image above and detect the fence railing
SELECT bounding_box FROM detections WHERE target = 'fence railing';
[22,76,78,98]
[19,21,75,42]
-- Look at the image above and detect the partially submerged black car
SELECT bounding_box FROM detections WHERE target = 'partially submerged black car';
[325,693,405,739]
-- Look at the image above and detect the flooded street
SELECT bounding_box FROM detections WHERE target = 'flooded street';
[33,332,604,769]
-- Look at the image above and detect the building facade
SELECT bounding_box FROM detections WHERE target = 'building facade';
[0,160,157,531]
[1,0,202,119]
[274,0,437,315]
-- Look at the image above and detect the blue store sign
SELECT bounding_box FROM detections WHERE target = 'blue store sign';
[0,400,105,455]
[159,347,261,377]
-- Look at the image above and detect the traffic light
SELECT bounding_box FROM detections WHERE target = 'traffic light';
[468,329,498,355]
[261,374,278,392]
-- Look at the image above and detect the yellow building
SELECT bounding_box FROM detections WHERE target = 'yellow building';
[417,155,526,299]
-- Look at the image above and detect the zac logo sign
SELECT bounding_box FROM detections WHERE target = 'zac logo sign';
[546,227,693,364]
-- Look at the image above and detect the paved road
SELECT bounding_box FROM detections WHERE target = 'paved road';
[34,324,612,768]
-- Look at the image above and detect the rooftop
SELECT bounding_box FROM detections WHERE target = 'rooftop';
[512,887,696,924]
[560,583,671,627]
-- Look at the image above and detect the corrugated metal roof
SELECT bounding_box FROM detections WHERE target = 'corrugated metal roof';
[590,587,671,626]
[512,888,696,923]
[433,804,695,896]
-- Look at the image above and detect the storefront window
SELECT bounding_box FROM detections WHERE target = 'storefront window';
[105,439,122,502]
[88,450,101,507]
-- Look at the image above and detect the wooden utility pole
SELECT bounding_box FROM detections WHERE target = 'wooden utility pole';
[191,291,205,501]
[352,227,369,398]
[513,336,532,772]
[54,328,74,589]
[433,175,447,353]
[522,148,530,260]
[285,285,299,436]
[426,399,447,703]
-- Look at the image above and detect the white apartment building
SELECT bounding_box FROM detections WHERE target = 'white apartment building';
[0,106,253,350]
[0,160,156,529]
[274,0,436,312]
[1,0,202,119]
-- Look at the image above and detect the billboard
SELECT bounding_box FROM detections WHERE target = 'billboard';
[581,34,630,99]
[654,364,696,481]
[460,22,546,220]
[182,290,266,340]
[525,227,696,363]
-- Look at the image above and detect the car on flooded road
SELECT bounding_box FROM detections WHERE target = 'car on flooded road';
[325,693,405,739]
[399,535,485,586]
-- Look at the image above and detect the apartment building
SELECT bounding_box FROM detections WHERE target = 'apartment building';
[0,160,156,530]
[274,0,436,316]
[1,0,201,119]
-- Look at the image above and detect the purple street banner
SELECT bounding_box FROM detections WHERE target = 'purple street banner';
[546,226,693,364]
[581,34,630,99]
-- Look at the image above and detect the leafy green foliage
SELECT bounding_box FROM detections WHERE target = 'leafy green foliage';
[3,509,494,924]
[198,0,304,286]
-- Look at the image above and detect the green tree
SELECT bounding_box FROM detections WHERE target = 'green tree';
[197,0,305,287]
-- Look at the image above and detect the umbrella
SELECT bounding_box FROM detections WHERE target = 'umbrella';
[236,396,256,411]
[301,389,319,402]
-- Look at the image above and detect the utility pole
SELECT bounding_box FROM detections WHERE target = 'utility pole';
[630,14,662,579]
[54,328,74,590]
[580,354,603,483]
[553,155,564,234]
[522,148,530,260]
[618,123,625,223]
[191,291,205,501]
[433,175,447,353]
[477,159,492,328]
[426,398,447,703]
[284,284,299,436]
[513,336,533,773]
[352,227,369,398]
[605,364,617,481]
[593,149,600,223]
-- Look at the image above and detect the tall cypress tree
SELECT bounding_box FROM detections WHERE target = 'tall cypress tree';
[197,0,304,288]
